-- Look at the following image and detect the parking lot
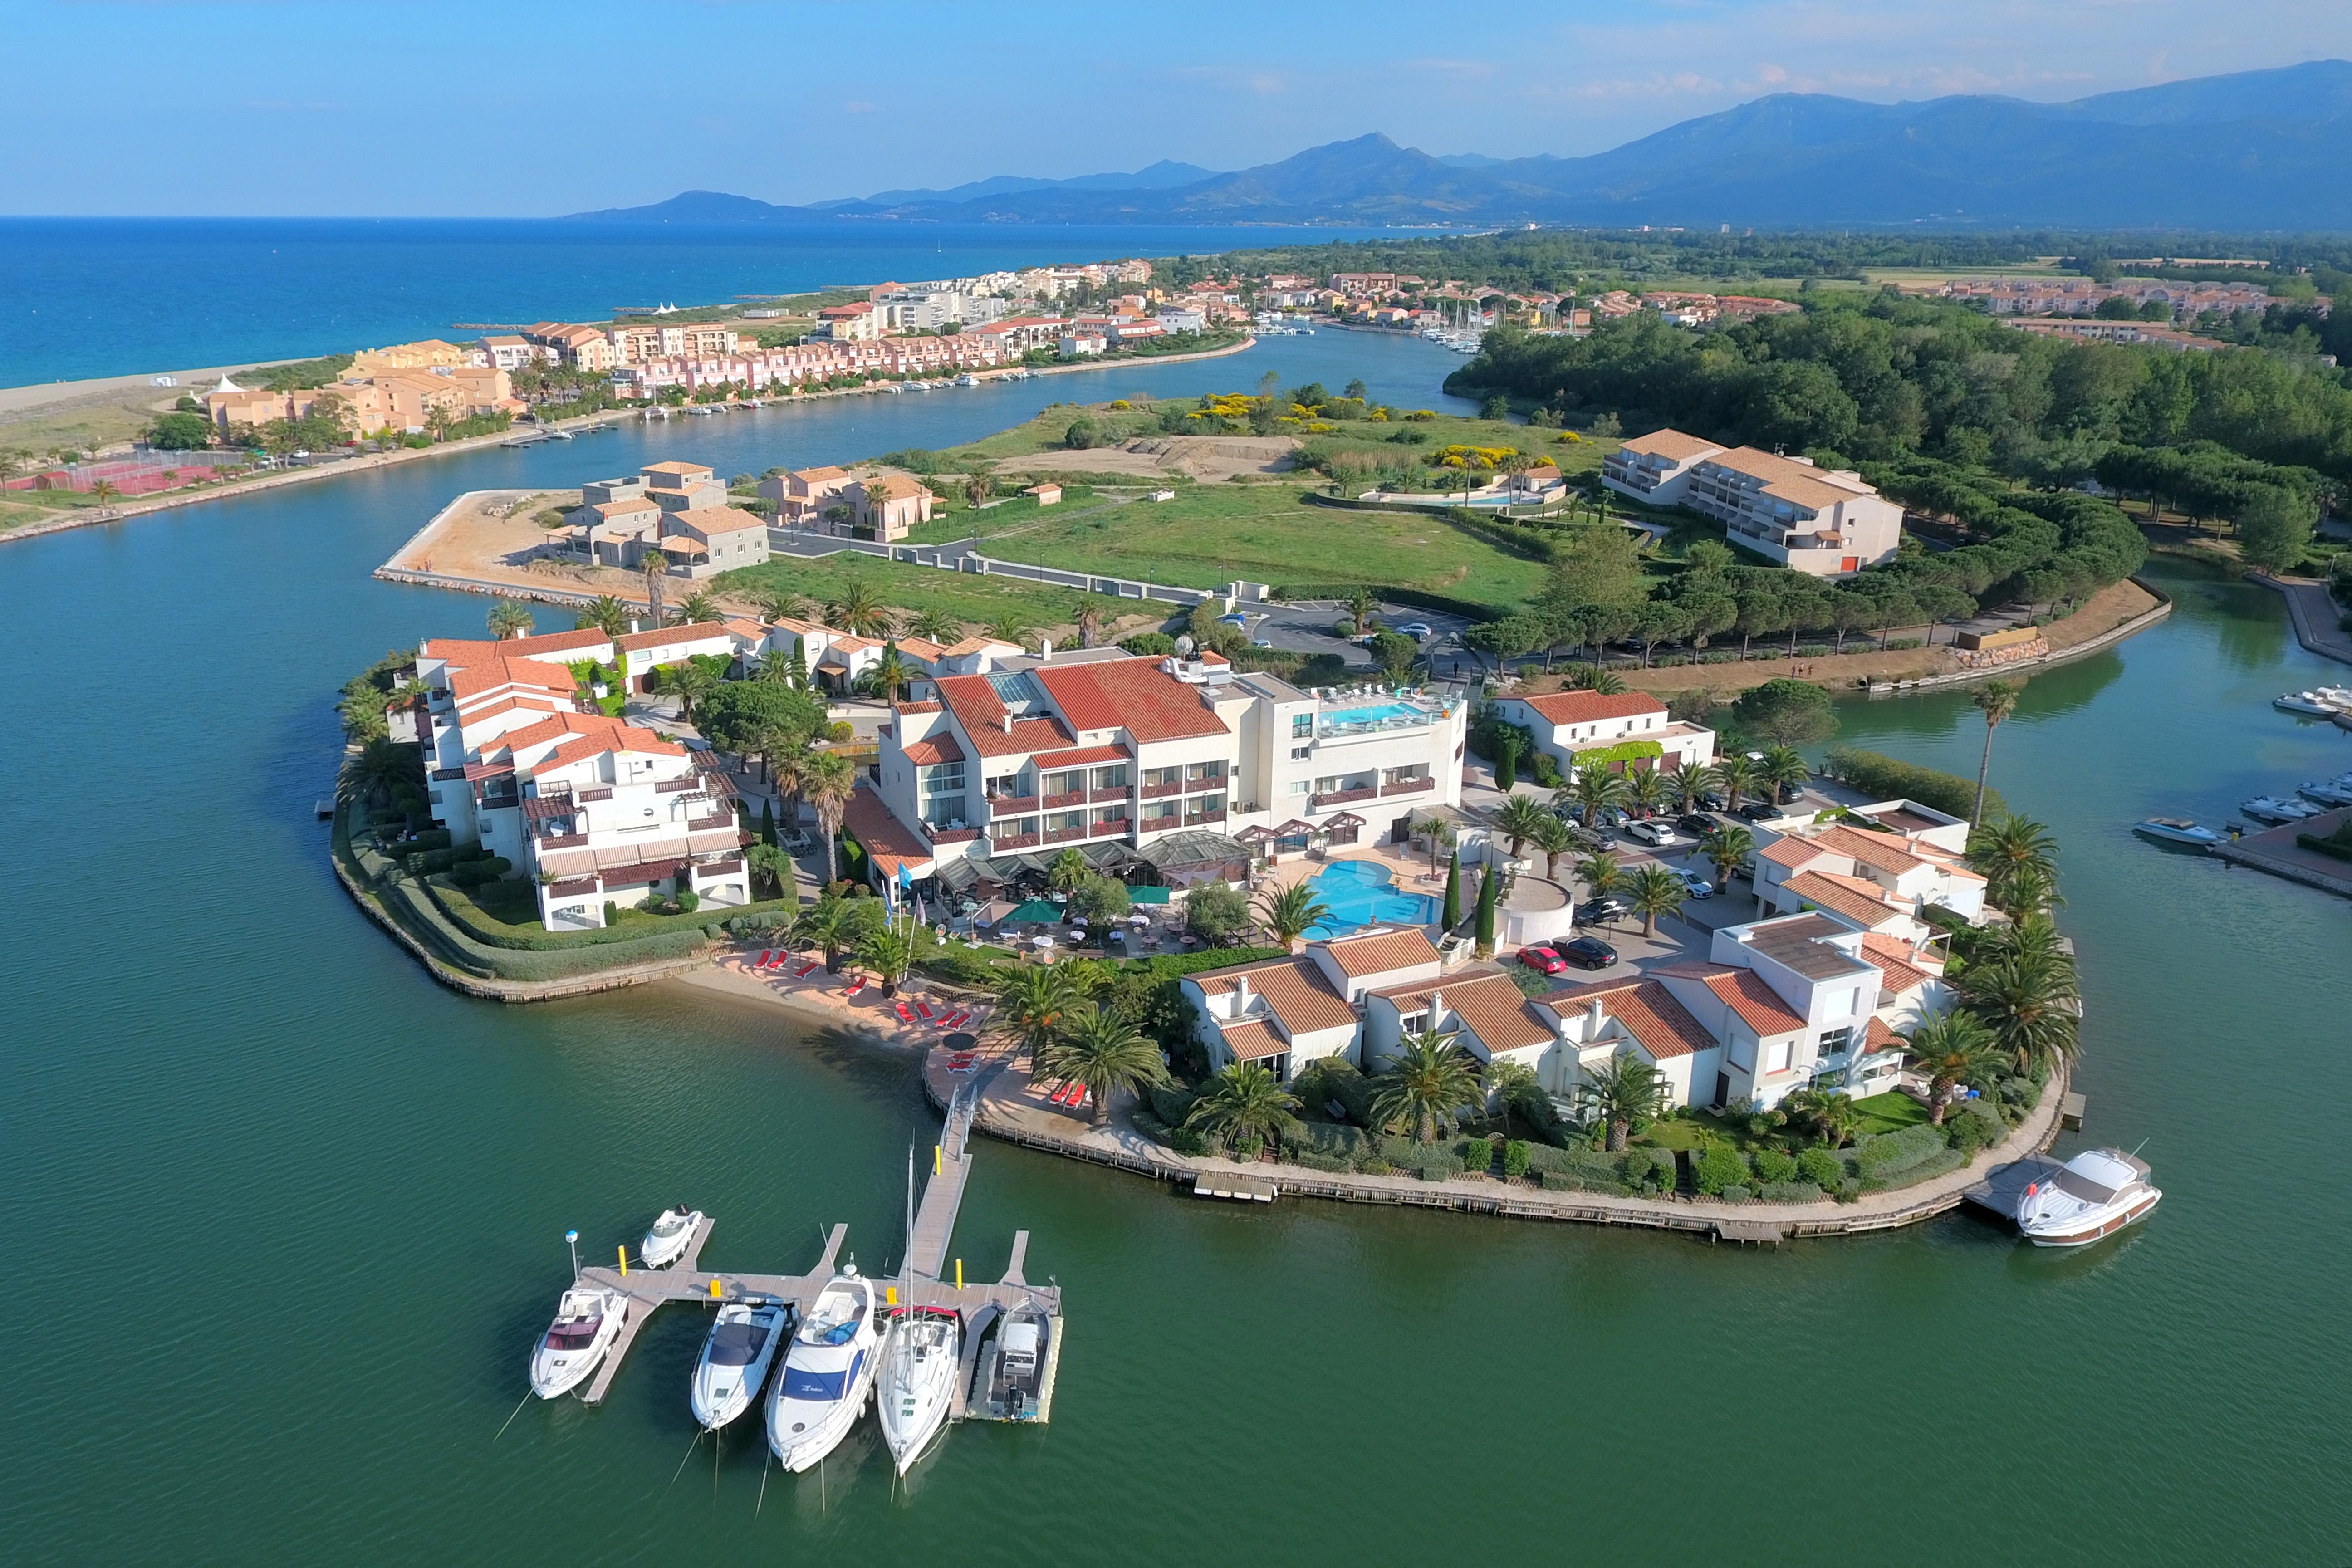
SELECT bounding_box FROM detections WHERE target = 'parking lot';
[1227,597,1480,676]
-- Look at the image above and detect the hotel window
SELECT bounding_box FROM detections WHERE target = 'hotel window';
[1142,802,1178,825]
[1144,765,1182,790]
[1291,745,1313,760]
[1817,1025,1854,1056]
[1289,780,1311,795]
[1292,714,1313,739]
[1089,764,1129,791]
[1047,810,1086,833]
[1186,760,1225,784]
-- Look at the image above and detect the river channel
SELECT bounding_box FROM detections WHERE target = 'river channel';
[2,331,2345,1565]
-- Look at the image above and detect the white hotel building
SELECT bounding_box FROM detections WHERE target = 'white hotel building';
[1602,429,1904,577]
[862,648,1468,886]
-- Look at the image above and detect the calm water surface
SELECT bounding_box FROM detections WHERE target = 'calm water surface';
[2,329,2346,1563]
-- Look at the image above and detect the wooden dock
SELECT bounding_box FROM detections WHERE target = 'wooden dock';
[907,1083,978,1280]
[1962,1155,2067,1225]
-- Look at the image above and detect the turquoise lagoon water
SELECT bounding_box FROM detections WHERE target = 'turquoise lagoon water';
[1302,858,1437,938]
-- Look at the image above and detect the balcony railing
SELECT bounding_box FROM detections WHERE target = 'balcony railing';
[578,787,612,803]
[1380,775,1435,797]
[931,827,982,845]
[990,832,1041,851]
[1090,786,1132,804]
[1043,789,1085,809]
[687,813,734,832]
[1311,785,1377,808]
[1183,807,1227,827]
[1089,818,1132,838]
[1184,774,1227,791]
[1043,825,1087,845]
[549,877,599,898]
[1140,780,1184,800]
[655,776,701,794]
[536,831,589,850]
[987,794,1040,818]
[1138,814,1181,833]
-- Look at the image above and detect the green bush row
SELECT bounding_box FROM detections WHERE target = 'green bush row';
[1823,747,2004,822]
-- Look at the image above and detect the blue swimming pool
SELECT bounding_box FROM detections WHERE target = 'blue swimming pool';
[1302,859,1437,939]
[1320,701,1421,727]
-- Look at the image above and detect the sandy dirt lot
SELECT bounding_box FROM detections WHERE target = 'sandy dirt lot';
[993,434,1298,482]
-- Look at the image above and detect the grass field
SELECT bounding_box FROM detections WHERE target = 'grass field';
[718,551,1166,640]
[1850,1091,1931,1137]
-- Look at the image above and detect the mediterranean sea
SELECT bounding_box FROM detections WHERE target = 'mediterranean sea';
[0,217,1402,388]
[0,328,2346,1563]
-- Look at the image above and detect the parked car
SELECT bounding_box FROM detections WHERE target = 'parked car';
[1218,612,1250,627]
[1624,820,1678,847]
[1518,944,1570,976]
[1396,622,1434,640]
[1777,782,1805,804]
[1694,792,1726,812]
[1251,637,1274,648]
[1736,799,1782,823]
[1559,936,1618,970]
[1672,866,1715,898]
[1575,896,1629,926]
[1676,812,1717,836]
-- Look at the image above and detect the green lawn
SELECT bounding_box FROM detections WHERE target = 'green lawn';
[1850,1091,1931,1137]
[719,552,1162,640]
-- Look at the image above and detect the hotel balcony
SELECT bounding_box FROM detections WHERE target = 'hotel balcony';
[1183,806,1228,827]
[1311,785,1378,809]
[990,832,1041,852]
[1090,786,1133,804]
[1043,789,1085,809]
[931,826,982,845]
[1089,817,1132,839]
[1043,825,1088,845]
[987,794,1040,818]
[535,831,590,851]
[1140,780,1185,800]
[1380,775,1435,797]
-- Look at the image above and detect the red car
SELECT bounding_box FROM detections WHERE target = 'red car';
[1519,944,1570,976]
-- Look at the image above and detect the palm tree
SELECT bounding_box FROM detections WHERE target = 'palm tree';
[1561,760,1628,827]
[1625,864,1687,937]
[792,892,874,972]
[1698,823,1754,892]
[1625,766,1670,820]
[1183,1063,1303,1153]
[576,594,631,637]
[1758,744,1808,804]
[1904,1009,2009,1125]
[755,586,810,624]
[1254,882,1331,951]
[799,750,857,884]
[907,606,964,644]
[856,642,915,702]
[1576,851,1623,901]
[1530,813,1573,880]
[1368,1031,1483,1144]
[1038,1002,1169,1126]
[337,735,418,810]
[823,580,895,638]
[1073,598,1104,649]
[1990,863,2060,920]
[1715,752,1761,811]
[677,590,723,624]
[655,657,720,723]
[1968,813,2060,915]
[995,964,1085,1063]
[638,548,669,627]
[1968,679,2023,828]
[1045,848,1090,896]
[1669,760,1721,811]
[487,599,534,639]
[1417,816,1457,877]
[1568,664,1627,695]
[1481,1057,1540,1134]
[984,615,1033,649]
[1959,953,2079,1075]
[89,478,120,507]
[1984,909,2072,969]
[857,916,916,998]
[1343,587,1378,632]
[1575,1054,1666,1152]
[1785,1087,1863,1149]
[1491,793,1552,861]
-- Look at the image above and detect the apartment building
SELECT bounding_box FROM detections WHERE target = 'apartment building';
[1750,799,1987,936]
[205,366,520,437]
[1485,689,1715,779]
[606,323,741,364]
[1184,930,1444,1080]
[521,323,618,372]
[869,650,1466,879]
[817,303,882,342]
[1602,429,1904,576]
[477,335,543,372]
[564,458,768,575]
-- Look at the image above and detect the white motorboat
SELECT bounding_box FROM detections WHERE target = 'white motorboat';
[974,1301,1052,1421]
[690,1299,790,1431]
[529,1286,627,1399]
[2274,691,2341,716]
[877,1308,962,1473]
[955,374,979,387]
[2241,796,2319,825]
[2017,1148,2161,1247]
[765,1269,878,1471]
[2133,817,2223,847]
[640,1207,702,1269]
[2297,779,2352,808]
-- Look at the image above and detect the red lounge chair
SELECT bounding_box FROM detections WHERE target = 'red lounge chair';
[895,1000,916,1024]
[843,976,867,999]
[794,961,821,979]
[914,1000,939,1023]
[947,1010,973,1029]
[751,949,772,968]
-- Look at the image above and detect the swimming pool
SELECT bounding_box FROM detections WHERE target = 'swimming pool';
[1302,859,1437,939]
[1320,702,1421,727]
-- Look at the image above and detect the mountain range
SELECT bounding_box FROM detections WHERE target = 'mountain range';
[568,60,2352,231]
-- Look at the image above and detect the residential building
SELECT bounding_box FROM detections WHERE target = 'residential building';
[1362,965,1557,1076]
[350,339,471,373]
[845,473,934,541]
[478,334,543,372]
[564,459,768,575]
[817,303,882,342]
[757,465,856,524]
[1485,689,1715,779]
[606,323,741,364]
[522,323,617,372]
[1155,307,1207,334]
[652,505,769,577]
[1602,429,1904,576]
[1531,975,1725,1117]
[1057,332,1106,358]
[1184,929,1442,1080]
[1750,801,1987,934]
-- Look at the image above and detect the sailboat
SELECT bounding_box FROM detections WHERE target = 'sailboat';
[877,1146,961,1473]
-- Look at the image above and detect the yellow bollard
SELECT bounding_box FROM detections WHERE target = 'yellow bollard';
[934,1144,943,1176]
[709,1278,723,1299]
[955,1258,963,1289]
[619,1245,627,1278]
[886,1285,897,1306]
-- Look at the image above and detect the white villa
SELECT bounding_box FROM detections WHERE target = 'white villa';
[1750,801,1987,937]
[1602,429,1904,577]
[1183,929,1444,1081]
[1485,688,1715,779]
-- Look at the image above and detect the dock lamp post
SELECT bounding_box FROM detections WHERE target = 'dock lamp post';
[565,1229,580,1283]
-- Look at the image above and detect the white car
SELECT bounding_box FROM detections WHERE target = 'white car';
[1624,820,1678,847]
[1672,866,1716,898]
[1396,622,1434,639]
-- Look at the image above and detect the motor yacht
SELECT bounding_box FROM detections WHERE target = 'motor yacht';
[2241,796,2320,825]
[765,1269,879,1471]
[640,1208,702,1270]
[2132,818,2223,848]
[2274,691,2341,716]
[876,1308,962,1473]
[2017,1148,2161,1247]
[529,1286,627,1399]
[975,1301,1052,1421]
[690,1299,789,1430]
[2297,779,2352,808]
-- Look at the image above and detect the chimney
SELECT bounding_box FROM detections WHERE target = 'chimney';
[1002,710,1014,735]
[1428,989,1441,1026]
[1235,975,1251,1010]
[1588,997,1605,1037]
[1040,637,1054,660]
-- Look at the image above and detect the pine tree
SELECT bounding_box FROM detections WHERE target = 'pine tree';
[1473,862,1497,957]
[1442,849,1462,930]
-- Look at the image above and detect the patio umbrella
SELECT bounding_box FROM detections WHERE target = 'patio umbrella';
[1005,898,1063,926]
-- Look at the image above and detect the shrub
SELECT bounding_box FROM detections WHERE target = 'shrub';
[1522,1142,1573,1175]
[1168,1124,1213,1157]
[1227,1132,1264,1160]
[1149,1083,1202,1126]
[1796,1146,1846,1190]
[1130,1109,1169,1142]
[1119,632,1176,656]
[1753,1147,1799,1184]
[1692,1140,1751,1196]
[1622,1147,1676,1191]
[1794,644,1833,658]
[1997,1075,2041,1113]
[1854,1122,1952,1176]
[1720,1185,1753,1205]
[1535,1169,1582,1191]
[1503,1139,1533,1179]
[675,889,700,913]
[1289,1122,1368,1163]
[1412,1152,1464,1181]
[447,856,512,888]
[1289,1150,1352,1173]
[1823,747,2003,822]
[1457,1136,1496,1173]
[1947,1098,2005,1153]
[1701,651,1738,664]
[1758,1181,1824,1204]
[1883,637,1926,651]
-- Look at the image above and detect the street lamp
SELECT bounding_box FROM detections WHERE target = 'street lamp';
[564,1229,580,1282]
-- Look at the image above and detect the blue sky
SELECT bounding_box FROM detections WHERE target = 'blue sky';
[4,0,2347,216]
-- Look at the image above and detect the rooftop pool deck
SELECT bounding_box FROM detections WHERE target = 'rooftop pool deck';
[1312,690,1455,739]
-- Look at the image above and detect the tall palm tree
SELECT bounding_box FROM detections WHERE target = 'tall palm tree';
[1969,679,2023,828]
[856,642,914,702]
[638,548,669,627]
[1576,851,1624,900]
[1698,823,1754,892]
[1625,766,1671,820]
[677,590,723,624]
[1968,813,2060,913]
[1984,909,2072,969]
[756,586,810,624]
[1624,864,1687,937]
[1784,1087,1863,1149]
[1571,665,1628,696]
[984,615,1033,649]
[1530,813,1573,880]
[1417,816,1457,877]
[1575,1054,1666,1152]
[799,750,857,884]
[1715,752,1761,811]
[857,915,916,998]
[1904,1009,2009,1125]
[1039,1002,1169,1126]
[1491,793,1553,860]
[1989,862,2061,921]
[823,580,894,638]
[1344,587,1378,632]
[995,963,1085,1062]
[1183,1063,1303,1153]
[1959,953,2079,1075]
[487,599,534,639]
[1669,760,1721,811]
[1562,760,1628,827]
[1758,744,1808,803]
[1368,1031,1483,1144]
[907,606,964,644]
[792,892,874,972]
[576,594,631,637]
[89,478,120,507]
[655,657,720,722]
[1253,882,1331,951]
[1046,848,1090,895]
[337,735,419,809]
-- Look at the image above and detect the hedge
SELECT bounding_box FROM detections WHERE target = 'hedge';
[1865,1146,1969,1191]
[425,876,794,953]
[1289,1122,1370,1163]
[1796,1147,1846,1190]
[1822,747,2003,822]
[1853,1122,1952,1177]
[1288,1150,1352,1173]
[1758,1180,1826,1204]
[1149,1084,1203,1127]
[1692,1140,1752,1196]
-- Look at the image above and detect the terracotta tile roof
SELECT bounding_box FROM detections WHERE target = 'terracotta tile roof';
[667,504,767,535]
[657,537,710,556]
[1863,1015,1907,1054]
[1707,446,1875,511]
[447,656,578,703]
[1373,968,1550,1054]
[1652,962,1808,1037]
[1759,836,1826,870]
[592,497,659,518]
[896,637,947,662]
[501,711,685,760]
[901,732,965,767]
[1784,870,1907,928]
[933,674,1078,758]
[896,701,943,715]
[844,785,932,878]
[1034,657,1229,743]
[1191,956,1357,1037]
[1813,823,1926,873]
[791,465,847,482]
[1513,690,1667,728]
[1862,932,1944,974]
[1855,942,1933,995]
[938,636,1016,657]
[1542,977,1716,1061]
[1617,428,1724,462]
[614,623,739,655]
[454,693,573,725]
[642,460,714,477]
[423,627,610,665]
[1032,744,1131,769]
[1216,1019,1288,1062]
[1320,927,1440,977]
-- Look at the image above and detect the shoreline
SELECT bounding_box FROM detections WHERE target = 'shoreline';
[0,335,1259,552]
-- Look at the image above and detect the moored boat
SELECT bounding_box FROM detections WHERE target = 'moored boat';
[640,1207,702,1269]
[765,1269,878,1472]
[2133,817,2222,847]
[877,1308,962,1473]
[2274,691,2340,715]
[691,1298,790,1430]
[974,1301,1052,1421]
[2018,1148,2161,1247]
[2241,795,2320,825]
[529,1286,627,1399]
[2297,778,2352,808]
